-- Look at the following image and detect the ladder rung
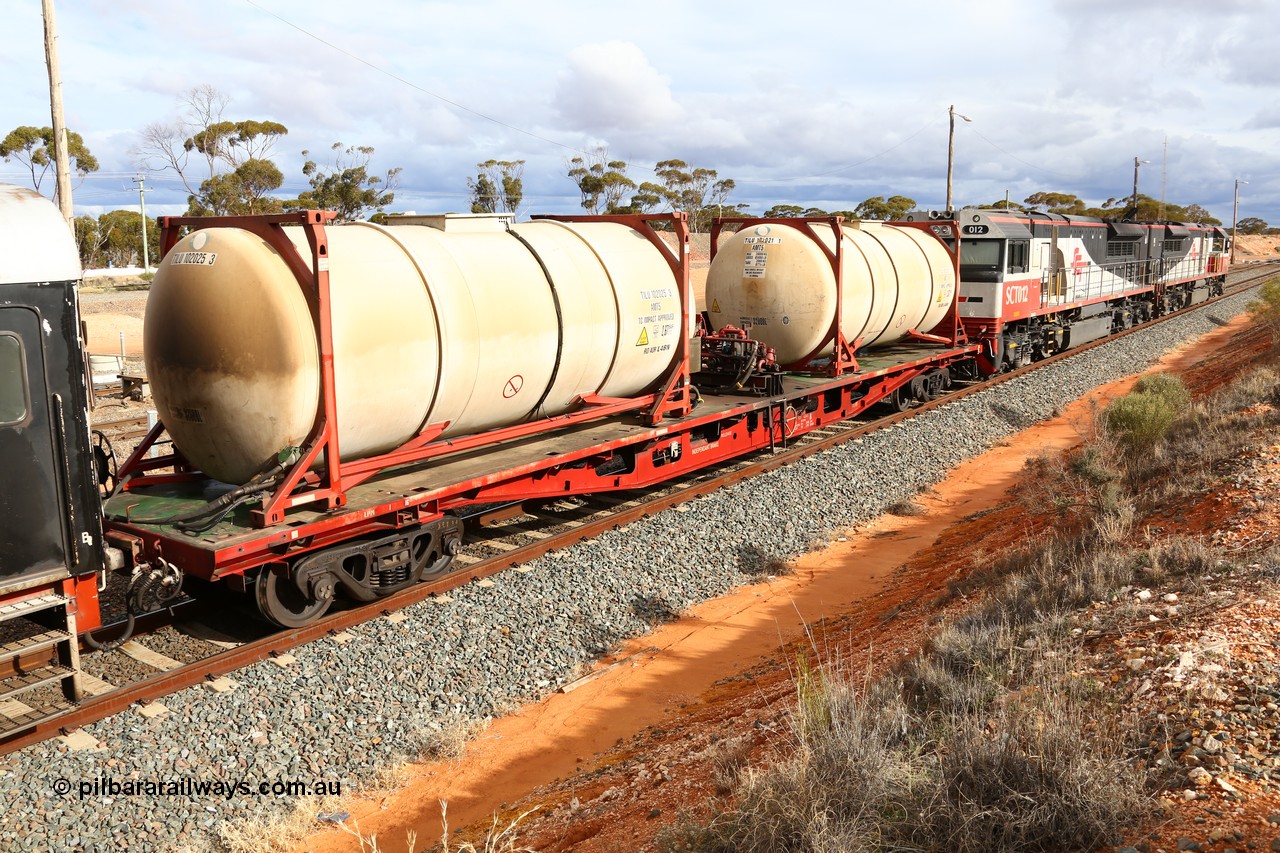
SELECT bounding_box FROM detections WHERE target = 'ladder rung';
[0,694,76,737]
[0,629,71,658]
[0,663,75,702]
[0,593,69,623]
[0,655,75,696]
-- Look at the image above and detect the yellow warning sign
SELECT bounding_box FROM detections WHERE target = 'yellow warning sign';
[636,327,649,346]
[711,299,721,313]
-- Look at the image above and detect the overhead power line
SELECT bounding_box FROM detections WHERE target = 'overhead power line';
[241,0,948,187]
[966,126,1085,181]
[243,0,588,156]
[735,114,944,185]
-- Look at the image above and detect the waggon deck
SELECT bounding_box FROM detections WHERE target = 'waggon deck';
[105,342,977,576]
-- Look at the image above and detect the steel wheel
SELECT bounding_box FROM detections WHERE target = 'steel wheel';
[255,568,331,628]
[91,429,118,497]
[890,388,914,412]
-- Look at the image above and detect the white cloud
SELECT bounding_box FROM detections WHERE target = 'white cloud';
[0,1,1277,226]
[554,41,683,134]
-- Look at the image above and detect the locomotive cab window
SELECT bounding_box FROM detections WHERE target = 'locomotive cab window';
[0,334,30,426]
[959,240,1003,281]
[1007,240,1029,273]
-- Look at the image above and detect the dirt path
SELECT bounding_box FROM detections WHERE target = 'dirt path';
[295,313,1257,853]
[79,290,147,357]
[83,313,144,357]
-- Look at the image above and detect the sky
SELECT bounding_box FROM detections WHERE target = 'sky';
[3,0,1278,227]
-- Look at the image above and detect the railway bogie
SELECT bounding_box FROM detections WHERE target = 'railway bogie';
[254,516,463,628]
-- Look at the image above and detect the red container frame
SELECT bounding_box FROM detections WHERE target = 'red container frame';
[708,216,966,374]
[124,211,695,527]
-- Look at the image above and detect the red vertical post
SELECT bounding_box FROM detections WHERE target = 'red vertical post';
[648,212,693,423]
[152,210,344,526]
[302,216,341,498]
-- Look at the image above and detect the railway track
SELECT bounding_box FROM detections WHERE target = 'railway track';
[3,264,1275,757]
[92,414,149,435]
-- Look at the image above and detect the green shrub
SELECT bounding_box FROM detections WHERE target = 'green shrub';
[1132,372,1190,408]
[1105,373,1189,451]
[1248,276,1280,328]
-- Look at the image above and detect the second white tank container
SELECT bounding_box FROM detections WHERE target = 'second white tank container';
[705,220,955,366]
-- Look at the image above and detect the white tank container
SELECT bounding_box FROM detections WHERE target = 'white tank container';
[145,217,686,485]
[705,221,955,365]
[0,184,80,284]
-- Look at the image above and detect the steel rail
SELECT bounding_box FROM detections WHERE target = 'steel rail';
[91,415,148,431]
[2,267,1273,756]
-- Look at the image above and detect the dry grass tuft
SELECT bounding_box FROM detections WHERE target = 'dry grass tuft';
[664,651,1146,853]
[709,735,753,795]
[409,714,490,762]
[737,544,795,578]
[886,498,927,517]
[215,794,344,853]
[438,799,541,853]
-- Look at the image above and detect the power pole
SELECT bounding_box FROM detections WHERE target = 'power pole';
[1130,156,1150,218]
[133,176,152,272]
[1158,136,1168,221]
[42,0,73,228]
[1231,178,1247,266]
[945,105,971,213]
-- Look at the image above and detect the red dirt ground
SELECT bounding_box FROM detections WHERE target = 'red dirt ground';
[297,311,1280,853]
